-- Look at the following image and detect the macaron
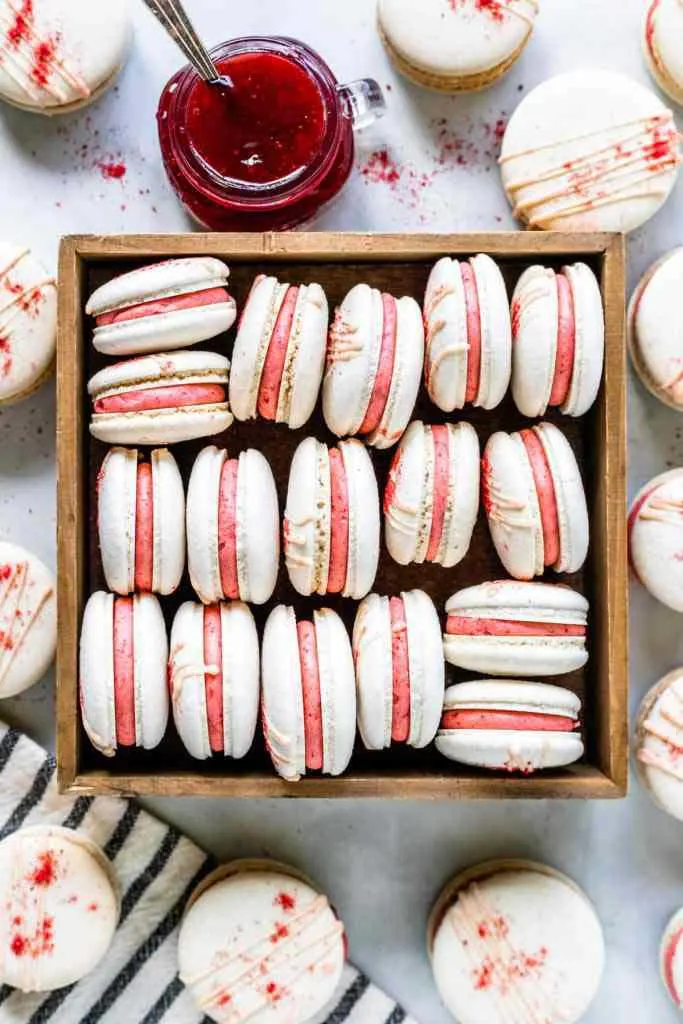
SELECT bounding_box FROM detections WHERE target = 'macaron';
[79,591,169,757]
[629,468,683,611]
[377,0,539,93]
[482,422,589,579]
[0,0,130,114]
[0,825,119,992]
[178,859,345,1023]
[0,541,56,699]
[511,262,605,418]
[500,69,681,232]
[444,580,589,677]
[284,436,379,599]
[428,859,605,1024]
[436,680,584,772]
[423,254,511,411]
[169,600,260,761]
[229,275,328,429]
[634,668,683,823]
[97,446,185,596]
[628,248,683,410]
[352,590,444,750]
[645,0,683,106]
[0,242,56,406]
[187,445,279,606]
[86,257,236,357]
[261,605,356,781]
[384,420,480,568]
[323,283,424,449]
[661,907,683,1009]
[87,350,233,444]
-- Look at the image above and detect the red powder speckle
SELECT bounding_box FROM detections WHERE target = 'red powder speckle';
[0,337,10,353]
[19,286,44,318]
[0,631,13,652]
[97,161,127,181]
[474,956,495,989]
[265,981,283,1002]
[217,992,232,1006]
[361,149,402,186]
[10,934,28,957]
[87,902,98,913]
[643,125,676,165]
[449,0,507,20]
[12,916,22,927]
[270,922,289,943]
[4,279,23,296]
[511,299,521,337]
[67,895,78,905]
[7,0,33,48]
[0,565,11,581]
[29,850,58,888]
[31,38,58,88]
[275,891,296,912]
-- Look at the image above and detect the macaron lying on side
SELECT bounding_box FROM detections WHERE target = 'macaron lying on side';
[511,262,605,418]
[661,906,683,1010]
[88,350,233,444]
[645,0,683,106]
[483,422,589,579]
[261,605,356,781]
[0,541,57,699]
[169,601,260,761]
[384,420,480,568]
[79,591,169,756]
[629,468,683,612]
[323,283,424,449]
[424,254,511,411]
[284,436,380,599]
[634,668,683,823]
[353,590,444,750]
[436,680,584,772]
[97,447,185,596]
[628,248,683,411]
[229,274,328,429]
[444,580,589,676]
[0,242,57,407]
[187,445,279,605]
[86,257,236,356]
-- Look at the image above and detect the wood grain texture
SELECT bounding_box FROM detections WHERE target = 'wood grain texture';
[56,232,629,800]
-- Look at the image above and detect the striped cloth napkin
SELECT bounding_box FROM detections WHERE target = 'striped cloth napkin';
[0,722,417,1024]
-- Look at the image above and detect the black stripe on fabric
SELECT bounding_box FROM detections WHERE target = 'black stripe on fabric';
[0,728,19,772]
[61,795,94,830]
[119,828,181,925]
[0,755,55,841]
[0,984,13,1006]
[138,975,184,1024]
[384,1006,407,1024]
[325,973,371,1024]
[104,802,141,860]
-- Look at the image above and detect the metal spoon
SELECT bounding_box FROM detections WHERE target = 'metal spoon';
[140,0,233,87]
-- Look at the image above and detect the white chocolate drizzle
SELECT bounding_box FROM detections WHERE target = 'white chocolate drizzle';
[0,560,53,691]
[638,495,683,527]
[326,313,362,367]
[0,0,90,107]
[0,248,53,344]
[639,677,683,783]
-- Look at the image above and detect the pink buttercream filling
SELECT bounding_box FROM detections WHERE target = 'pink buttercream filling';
[94,383,226,414]
[520,429,560,568]
[134,463,153,592]
[95,286,230,326]
[549,274,576,407]
[203,605,224,755]
[298,621,323,771]
[360,293,397,435]
[390,596,411,744]
[446,615,586,637]
[217,459,239,600]
[426,425,450,563]
[327,448,349,594]
[113,598,135,747]
[257,285,299,420]
[461,263,482,404]
[440,709,576,732]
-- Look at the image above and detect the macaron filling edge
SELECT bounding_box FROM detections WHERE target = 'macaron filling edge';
[94,382,227,414]
[203,605,224,754]
[94,286,231,326]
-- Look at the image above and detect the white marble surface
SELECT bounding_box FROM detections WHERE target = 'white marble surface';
[1,0,683,1020]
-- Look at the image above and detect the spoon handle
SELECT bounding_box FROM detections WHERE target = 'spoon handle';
[140,0,230,84]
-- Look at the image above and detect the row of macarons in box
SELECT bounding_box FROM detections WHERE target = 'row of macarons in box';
[79,578,589,778]
[83,254,606,449]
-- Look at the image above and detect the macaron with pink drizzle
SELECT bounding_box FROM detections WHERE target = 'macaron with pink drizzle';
[79,591,169,756]
[629,468,683,612]
[645,0,683,106]
[86,258,236,356]
[436,680,584,772]
[87,349,233,444]
[628,248,683,411]
[353,590,444,751]
[511,262,605,418]
[634,668,683,824]
[261,606,356,782]
[229,274,328,429]
[169,600,259,761]
[423,254,511,412]
[661,907,683,1009]
[0,541,56,699]
[0,242,57,407]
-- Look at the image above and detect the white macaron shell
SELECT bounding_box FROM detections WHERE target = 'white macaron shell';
[0,542,56,699]
[646,0,683,105]
[97,447,137,595]
[0,244,57,405]
[340,439,380,600]
[169,601,211,760]
[220,602,260,758]
[86,257,231,314]
[236,448,280,604]
[261,605,306,781]
[366,295,424,449]
[315,609,356,776]
[562,262,605,417]
[472,253,511,409]
[353,594,394,750]
[630,469,683,612]
[79,591,116,756]
[661,908,683,1008]
[284,437,331,597]
[484,431,544,580]
[629,248,683,410]
[90,405,234,446]
[132,593,169,750]
[443,679,582,716]
[439,422,481,568]
[536,423,589,574]
[511,265,558,418]
[403,589,444,748]
[229,276,287,421]
[151,448,186,594]
[635,671,683,824]
[280,282,328,428]
[186,445,225,604]
[92,302,236,357]
[88,349,231,396]
[424,257,469,412]
[385,421,430,566]
[323,283,383,437]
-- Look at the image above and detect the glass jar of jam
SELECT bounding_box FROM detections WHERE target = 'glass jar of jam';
[157,36,386,231]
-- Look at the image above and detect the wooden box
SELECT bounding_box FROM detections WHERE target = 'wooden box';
[56,232,628,799]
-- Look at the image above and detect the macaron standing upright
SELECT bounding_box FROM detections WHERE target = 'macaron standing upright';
[187,446,279,606]
[284,436,380,599]
[0,541,56,699]
[628,248,683,410]
[483,422,589,580]
[645,0,683,106]
[353,590,444,751]
[0,242,57,407]
[261,605,356,781]
[169,600,260,761]
[384,421,480,568]
[229,275,328,429]
[86,258,236,356]
[629,468,683,611]
[97,447,185,596]
[323,283,424,449]
[634,668,683,823]
[378,0,539,93]
[500,70,681,232]
[511,262,605,418]
[423,254,511,412]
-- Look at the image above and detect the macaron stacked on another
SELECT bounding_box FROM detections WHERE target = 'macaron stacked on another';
[230,275,328,429]
[629,468,683,611]
[645,0,683,106]
[423,254,511,412]
[661,907,683,1009]
[323,283,424,449]
[634,668,683,822]
[0,242,57,407]
[511,262,605,418]
[384,420,480,568]
[0,541,56,699]
[284,436,380,599]
[261,606,356,781]
[353,590,444,751]
[444,580,589,676]
[169,600,260,760]
[436,680,584,772]
[628,248,683,410]
[483,422,589,579]
[187,446,279,605]
[86,258,236,356]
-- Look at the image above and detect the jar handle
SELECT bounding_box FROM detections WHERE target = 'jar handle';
[338,79,387,130]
